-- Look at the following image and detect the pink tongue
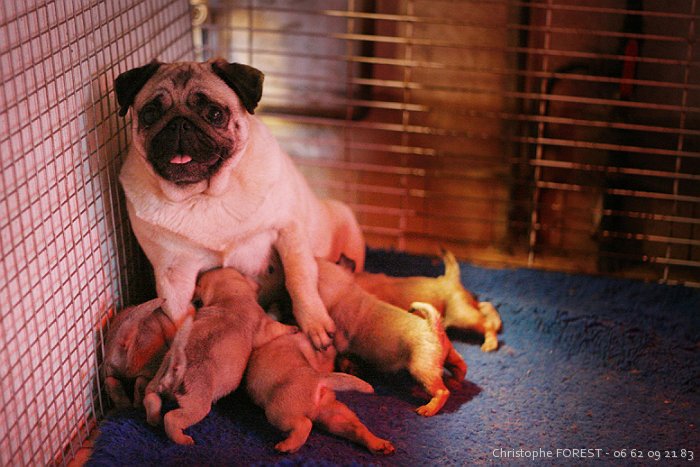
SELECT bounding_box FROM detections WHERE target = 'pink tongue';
[170,155,192,164]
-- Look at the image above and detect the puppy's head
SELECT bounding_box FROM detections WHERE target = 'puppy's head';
[195,267,255,306]
[104,298,169,376]
[315,258,355,299]
[115,59,263,187]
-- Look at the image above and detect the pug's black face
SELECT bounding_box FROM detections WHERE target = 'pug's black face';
[115,60,264,186]
[138,91,234,185]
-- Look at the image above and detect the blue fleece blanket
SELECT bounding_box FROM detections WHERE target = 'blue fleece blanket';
[87,249,699,466]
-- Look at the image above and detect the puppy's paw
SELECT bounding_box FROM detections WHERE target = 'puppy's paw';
[369,439,396,455]
[165,421,195,445]
[415,405,434,417]
[415,388,449,417]
[481,332,499,352]
[416,404,441,417]
[274,439,302,454]
[275,419,312,453]
[143,393,162,426]
[173,433,195,446]
[479,302,502,331]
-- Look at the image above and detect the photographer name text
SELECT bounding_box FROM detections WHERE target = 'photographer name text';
[492,447,694,462]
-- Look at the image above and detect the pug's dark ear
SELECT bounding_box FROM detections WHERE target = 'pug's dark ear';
[211,60,264,114]
[114,60,162,117]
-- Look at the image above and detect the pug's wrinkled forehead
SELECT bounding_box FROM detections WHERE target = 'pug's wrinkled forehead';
[137,63,227,111]
[115,59,264,118]
[134,64,236,134]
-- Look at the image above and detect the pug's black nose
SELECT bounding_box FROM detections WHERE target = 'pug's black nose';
[166,117,194,134]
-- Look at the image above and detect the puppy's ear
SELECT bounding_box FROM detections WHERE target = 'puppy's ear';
[114,60,162,117]
[211,59,264,114]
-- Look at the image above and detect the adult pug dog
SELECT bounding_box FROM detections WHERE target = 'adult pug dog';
[114,59,365,349]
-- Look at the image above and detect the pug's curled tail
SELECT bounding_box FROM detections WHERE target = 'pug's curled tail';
[408,301,445,338]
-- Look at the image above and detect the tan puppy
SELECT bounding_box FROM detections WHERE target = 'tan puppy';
[352,251,503,351]
[102,298,173,409]
[115,59,365,350]
[245,332,395,455]
[316,260,467,417]
[143,268,295,445]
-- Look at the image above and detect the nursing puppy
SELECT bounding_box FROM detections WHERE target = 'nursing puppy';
[115,59,365,350]
[143,268,295,445]
[316,260,468,416]
[246,332,395,454]
[102,298,173,409]
[351,251,503,351]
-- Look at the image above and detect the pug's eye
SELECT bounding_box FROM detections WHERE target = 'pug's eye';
[204,105,227,127]
[139,105,161,127]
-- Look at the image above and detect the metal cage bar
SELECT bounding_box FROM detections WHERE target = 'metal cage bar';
[199,0,700,285]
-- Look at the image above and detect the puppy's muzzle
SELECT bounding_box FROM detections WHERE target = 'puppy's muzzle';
[149,116,231,184]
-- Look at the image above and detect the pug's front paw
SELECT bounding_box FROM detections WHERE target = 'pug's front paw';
[294,304,336,350]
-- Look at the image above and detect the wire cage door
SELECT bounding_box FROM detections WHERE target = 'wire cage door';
[0,0,193,464]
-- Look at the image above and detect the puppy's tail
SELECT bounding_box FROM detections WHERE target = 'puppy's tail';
[440,249,461,285]
[322,372,374,394]
[440,249,479,308]
[408,302,444,336]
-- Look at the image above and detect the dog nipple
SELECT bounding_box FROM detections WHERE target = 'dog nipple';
[170,155,192,164]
